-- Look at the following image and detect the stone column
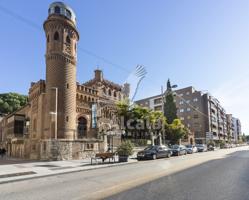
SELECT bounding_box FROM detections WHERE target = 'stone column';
[103,134,108,152]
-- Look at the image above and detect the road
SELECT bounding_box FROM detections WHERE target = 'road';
[0,147,248,200]
[108,147,249,200]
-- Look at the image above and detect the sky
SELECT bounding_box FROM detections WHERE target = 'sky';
[0,0,248,133]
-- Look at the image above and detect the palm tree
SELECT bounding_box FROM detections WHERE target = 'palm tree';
[117,101,174,145]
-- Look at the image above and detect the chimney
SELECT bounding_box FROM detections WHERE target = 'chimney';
[94,69,103,81]
[123,83,130,97]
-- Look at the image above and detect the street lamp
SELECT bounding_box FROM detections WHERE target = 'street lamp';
[50,87,58,140]
[171,84,178,89]
[24,118,30,137]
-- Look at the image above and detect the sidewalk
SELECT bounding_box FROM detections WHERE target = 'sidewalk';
[0,156,138,184]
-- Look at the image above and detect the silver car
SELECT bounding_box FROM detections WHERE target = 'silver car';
[186,144,198,154]
[196,144,208,152]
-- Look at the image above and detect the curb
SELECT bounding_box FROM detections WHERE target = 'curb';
[0,160,139,185]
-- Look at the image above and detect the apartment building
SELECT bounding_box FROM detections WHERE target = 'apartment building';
[226,114,235,142]
[135,86,239,144]
[203,94,228,142]
[232,117,242,142]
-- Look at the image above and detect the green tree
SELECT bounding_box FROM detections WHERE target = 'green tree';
[149,111,167,133]
[166,119,187,144]
[117,140,134,156]
[241,133,247,143]
[0,93,28,114]
[117,102,169,145]
[129,105,150,133]
[163,79,177,124]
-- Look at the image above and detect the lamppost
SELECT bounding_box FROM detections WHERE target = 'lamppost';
[50,87,58,140]
[25,118,30,138]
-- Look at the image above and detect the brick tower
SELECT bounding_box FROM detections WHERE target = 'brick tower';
[43,2,79,140]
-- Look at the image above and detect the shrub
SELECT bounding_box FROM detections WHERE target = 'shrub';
[117,140,134,156]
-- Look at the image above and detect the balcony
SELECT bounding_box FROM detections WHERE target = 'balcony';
[210,103,216,111]
[153,98,162,105]
[212,132,219,140]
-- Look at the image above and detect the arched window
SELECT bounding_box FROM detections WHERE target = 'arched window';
[66,35,70,44]
[103,88,106,94]
[54,31,59,41]
[108,89,112,96]
[54,6,60,14]
[66,9,71,18]
[114,91,117,98]
[78,117,87,138]
[47,35,49,43]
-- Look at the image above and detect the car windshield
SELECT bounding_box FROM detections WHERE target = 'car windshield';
[171,145,179,149]
[144,146,157,151]
[186,145,192,148]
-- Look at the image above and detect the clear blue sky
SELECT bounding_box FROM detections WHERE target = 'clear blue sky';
[0,0,248,133]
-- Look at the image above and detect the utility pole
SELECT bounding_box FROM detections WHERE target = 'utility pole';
[161,85,165,145]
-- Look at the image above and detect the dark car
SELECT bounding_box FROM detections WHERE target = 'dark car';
[196,144,208,152]
[207,145,215,151]
[170,145,187,156]
[137,145,171,160]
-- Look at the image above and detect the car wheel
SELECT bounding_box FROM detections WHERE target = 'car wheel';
[152,154,157,160]
[167,153,171,158]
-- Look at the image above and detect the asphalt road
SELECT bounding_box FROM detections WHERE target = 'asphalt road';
[107,148,249,200]
[0,147,248,200]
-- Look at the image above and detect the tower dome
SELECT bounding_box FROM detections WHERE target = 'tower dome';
[48,2,76,25]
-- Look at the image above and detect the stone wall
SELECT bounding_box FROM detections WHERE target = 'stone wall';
[40,139,102,161]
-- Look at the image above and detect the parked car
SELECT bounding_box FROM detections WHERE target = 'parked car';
[196,144,208,152]
[170,145,187,156]
[185,144,198,154]
[137,145,171,160]
[207,145,216,151]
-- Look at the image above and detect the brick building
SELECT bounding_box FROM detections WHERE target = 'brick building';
[135,86,240,144]
[0,2,128,160]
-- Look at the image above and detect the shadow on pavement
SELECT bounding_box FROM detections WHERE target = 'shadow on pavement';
[106,150,249,200]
